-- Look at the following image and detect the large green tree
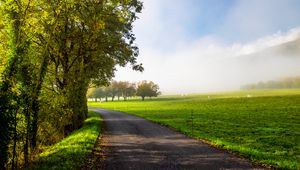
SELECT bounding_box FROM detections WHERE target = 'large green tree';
[0,0,34,167]
[136,80,160,101]
[0,0,143,168]
[39,0,143,132]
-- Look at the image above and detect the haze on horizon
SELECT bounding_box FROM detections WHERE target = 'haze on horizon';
[114,0,300,94]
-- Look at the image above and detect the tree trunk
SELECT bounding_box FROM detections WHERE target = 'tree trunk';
[24,103,30,167]
[12,108,17,170]
[0,88,13,169]
[31,52,49,149]
[0,9,23,169]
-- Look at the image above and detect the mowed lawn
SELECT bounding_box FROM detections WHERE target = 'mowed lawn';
[88,89,300,170]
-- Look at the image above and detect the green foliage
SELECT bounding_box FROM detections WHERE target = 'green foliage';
[136,80,160,100]
[28,111,102,170]
[88,80,160,102]
[38,92,72,144]
[0,0,36,167]
[89,89,300,170]
[0,13,8,79]
[0,0,143,168]
[118,81,136,100]
[38,0,144,132]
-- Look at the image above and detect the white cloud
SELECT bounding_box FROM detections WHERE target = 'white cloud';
[219,0,300,42]
[115,1,300,94]
[116,27,300,94]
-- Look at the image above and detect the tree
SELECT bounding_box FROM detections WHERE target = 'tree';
[102,86,112,102]
[88,81,137,101]
[39,0,144,132]
[136,80,160,101]
[0,0,39,167]
[0,12,7,78]
[125,82,137,99]
[118,81,129,101]
[87,87,106,102]
[110,80,120,101]
[0,0,143,168]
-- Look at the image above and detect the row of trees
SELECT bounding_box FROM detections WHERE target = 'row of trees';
[241,77,300,90]
[0,0,143,169]
[87,80,161,101]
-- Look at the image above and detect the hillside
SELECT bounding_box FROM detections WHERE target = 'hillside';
[224,38,300,87]
[244,38,300,61]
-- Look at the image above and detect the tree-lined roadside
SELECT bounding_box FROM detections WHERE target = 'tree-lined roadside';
[0,0,142,168]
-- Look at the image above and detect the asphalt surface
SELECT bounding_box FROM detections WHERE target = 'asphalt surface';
[90,108,266,170]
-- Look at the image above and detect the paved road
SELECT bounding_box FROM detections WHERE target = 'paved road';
[91,108,266,170]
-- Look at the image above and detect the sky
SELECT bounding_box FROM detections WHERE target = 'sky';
[115,0,300,94]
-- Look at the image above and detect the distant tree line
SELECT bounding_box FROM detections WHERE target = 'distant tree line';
[241,77,300,90]
[88,80,161,101]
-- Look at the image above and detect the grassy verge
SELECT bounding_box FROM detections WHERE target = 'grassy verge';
[28,111,102,170]
[88,89,300,170]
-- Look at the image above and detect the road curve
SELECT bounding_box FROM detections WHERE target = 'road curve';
[90,108,266,170]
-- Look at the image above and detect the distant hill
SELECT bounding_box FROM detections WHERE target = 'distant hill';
[242,38,300,62]
[225,37,300,87]
[241,76,300,90]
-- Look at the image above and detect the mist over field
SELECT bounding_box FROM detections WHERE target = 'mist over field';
[115,0,300,94]
[116,29,300,94]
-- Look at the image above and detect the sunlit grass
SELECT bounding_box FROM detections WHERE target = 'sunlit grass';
[28,111,102,170]
[88,89,300,170]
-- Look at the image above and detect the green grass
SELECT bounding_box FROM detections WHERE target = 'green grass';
[28,111,102,170]
[89,89,300,170]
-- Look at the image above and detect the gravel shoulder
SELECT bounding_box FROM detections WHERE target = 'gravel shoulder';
[90,107,266,170]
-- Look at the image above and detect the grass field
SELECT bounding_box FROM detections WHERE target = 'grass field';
[28,111,102,170]
[88,89,300,170]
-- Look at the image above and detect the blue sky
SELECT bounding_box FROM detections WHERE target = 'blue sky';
[116,0,300,94]
[156,0,235,41]
[152,0,234,38]
[133,0,236,51]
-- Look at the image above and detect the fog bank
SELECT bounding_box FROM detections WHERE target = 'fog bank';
[116,29,300,94]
